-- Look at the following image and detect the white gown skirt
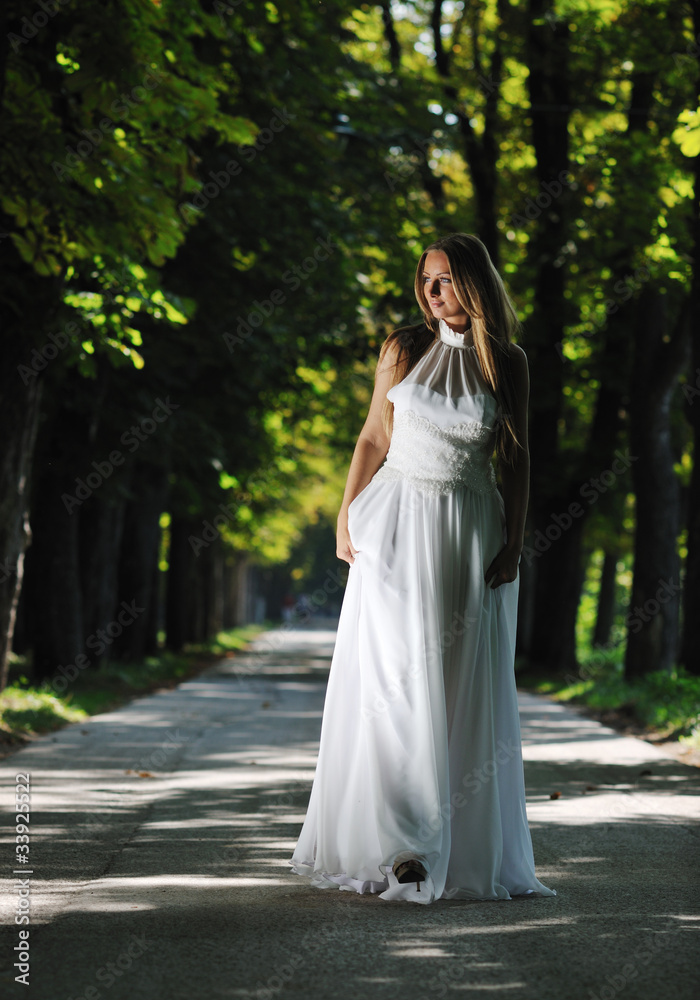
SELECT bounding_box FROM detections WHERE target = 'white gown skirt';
[288,476,556,904]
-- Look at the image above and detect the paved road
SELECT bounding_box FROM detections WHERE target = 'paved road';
[1,621,698,1000]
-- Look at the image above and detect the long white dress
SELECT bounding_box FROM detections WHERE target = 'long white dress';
[288,319,556,904]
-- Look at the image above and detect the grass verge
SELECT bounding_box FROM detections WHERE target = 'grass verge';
[516,648,700,750]
[0,623,270,757]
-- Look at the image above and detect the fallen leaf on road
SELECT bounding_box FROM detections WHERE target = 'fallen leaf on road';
[549,791,562,799]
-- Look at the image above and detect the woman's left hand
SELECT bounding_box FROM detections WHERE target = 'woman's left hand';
[484,546,521,590]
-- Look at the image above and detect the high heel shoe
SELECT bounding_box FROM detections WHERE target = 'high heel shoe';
[392,858,427,892]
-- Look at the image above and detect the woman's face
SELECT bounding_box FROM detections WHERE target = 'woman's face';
[422,250,469,329]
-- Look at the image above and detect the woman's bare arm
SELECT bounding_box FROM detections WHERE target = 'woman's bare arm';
[336,341,400,564]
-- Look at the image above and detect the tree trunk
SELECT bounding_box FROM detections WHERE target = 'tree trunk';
[515,510,536,659]
[593,548,618,650]
[222,554,239,630]
[144,553,163,657]
[524,18,665,674]
[680,0,700,674]
[208,542,225,638]
[378,0,401,70]
[166,516,201,651]
[0,373,43,691]
[431,0,503,266]
[24,462,85,685]
[190,538,223,643]
[0,211,62,690]
[523,0,574,671]
[524,498,586,672]
[625,291,689,678]
[78,495,128,668]
[682,392,700,672]
[21,392,133,684]
[229,554,252,629]
[112,465,169,660]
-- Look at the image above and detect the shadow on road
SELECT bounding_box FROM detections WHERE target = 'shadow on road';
[1,623,698,1000]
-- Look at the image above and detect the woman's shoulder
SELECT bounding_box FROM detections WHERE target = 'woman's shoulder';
[504,340,527,360]
[503,340,528,368]
[501,341,529,389]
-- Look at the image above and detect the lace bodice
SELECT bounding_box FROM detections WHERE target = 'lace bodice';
[372,319,500,497]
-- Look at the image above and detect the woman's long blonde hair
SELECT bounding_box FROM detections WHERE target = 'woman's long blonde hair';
[378,233,524,467]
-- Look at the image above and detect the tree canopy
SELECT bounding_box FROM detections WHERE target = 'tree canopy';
[0,0,698,690]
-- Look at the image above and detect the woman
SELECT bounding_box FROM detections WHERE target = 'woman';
[288,233,556,904]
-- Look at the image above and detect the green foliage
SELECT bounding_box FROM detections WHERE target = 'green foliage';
[0,625,266,740]
[203,626,270,656]
[531,660,700,737]
[576,547,633,653]
[0,684,87,735]
[2,0,698,675]
[3,0,258,358]
[673,108,700,157]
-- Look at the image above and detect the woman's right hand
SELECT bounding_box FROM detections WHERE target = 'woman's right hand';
[333,340,397,567]
[336,509,359,565]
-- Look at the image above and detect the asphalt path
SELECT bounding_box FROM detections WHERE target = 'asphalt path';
[1,620,698,1000]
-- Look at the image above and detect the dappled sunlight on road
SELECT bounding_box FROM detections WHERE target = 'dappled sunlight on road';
[0,624,698,999]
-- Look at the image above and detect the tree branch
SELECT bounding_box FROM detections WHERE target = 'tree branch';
[378,1,401,70]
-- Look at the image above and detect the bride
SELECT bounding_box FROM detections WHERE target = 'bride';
[288,233,556,904]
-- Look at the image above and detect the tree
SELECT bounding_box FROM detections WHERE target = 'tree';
[0,0,257,688]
